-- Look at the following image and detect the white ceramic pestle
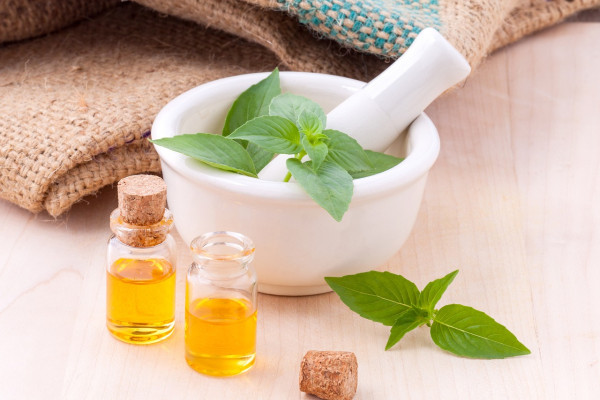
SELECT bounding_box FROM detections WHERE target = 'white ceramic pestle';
[258,27,470,181]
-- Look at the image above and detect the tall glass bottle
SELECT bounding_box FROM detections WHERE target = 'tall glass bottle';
[185,231,258,376]
[106,174,177,344]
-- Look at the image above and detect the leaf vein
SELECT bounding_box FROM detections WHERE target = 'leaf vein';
[433,319,525,351]
[333,285,412,309]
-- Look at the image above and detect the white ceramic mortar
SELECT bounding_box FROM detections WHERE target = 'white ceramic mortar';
[152,72,440,296]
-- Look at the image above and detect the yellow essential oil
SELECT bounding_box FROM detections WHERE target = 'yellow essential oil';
[185,297,257,376]
[106,258,176,344]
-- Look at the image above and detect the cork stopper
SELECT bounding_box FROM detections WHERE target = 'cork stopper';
[299,351,358,400]
[117,174,167,225]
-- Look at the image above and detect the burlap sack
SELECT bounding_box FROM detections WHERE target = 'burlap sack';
[0,4,282,215]
[1,0,599,216]
[0,0,118,43]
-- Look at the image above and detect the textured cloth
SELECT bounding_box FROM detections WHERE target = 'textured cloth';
[1,0,599,216]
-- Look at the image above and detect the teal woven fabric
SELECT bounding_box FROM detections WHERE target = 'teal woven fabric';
[277,0,441,56]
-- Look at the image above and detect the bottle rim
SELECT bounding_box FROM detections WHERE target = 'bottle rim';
[190,231,255,262]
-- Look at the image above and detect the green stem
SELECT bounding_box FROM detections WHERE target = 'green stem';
[283,151,307,183]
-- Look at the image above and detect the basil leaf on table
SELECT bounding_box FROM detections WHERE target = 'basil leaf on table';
[385,308,429,350]
[269,93,326,129]
[418,270,459,312]
[327,269,531,358]
[286,158,353,222]
[228,116,302,154]
[348,150,404,179]
[324,271,420,325]
[431,304,531,359]
[150,134,257,177]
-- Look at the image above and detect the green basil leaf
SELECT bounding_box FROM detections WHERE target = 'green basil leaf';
[298,110,324,136]
[323,129,372,172]
[324,271,420,325]
[431,304,531,359]
[349,150,404,179]
[286,158,352,222]
[228,116,302,155]
[301,135,328,171]
[246,143,274,172]
[269,93,326,129]
[150,134,257,177]
[418,270,459,312]
[222,68,281,136]
[385,308,429,350]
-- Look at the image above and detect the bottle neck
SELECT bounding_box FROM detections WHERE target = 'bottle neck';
[190,231,255,279]
[110,208,173,248]
[193,259,250,280]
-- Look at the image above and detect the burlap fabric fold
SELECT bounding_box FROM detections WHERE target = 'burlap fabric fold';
[1,0,599,216]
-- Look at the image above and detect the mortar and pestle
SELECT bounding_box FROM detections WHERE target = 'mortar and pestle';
[151,28,470,295]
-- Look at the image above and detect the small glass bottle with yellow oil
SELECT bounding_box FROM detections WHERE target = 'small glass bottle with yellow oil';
[185,231,258,376]
[106,174,177,344]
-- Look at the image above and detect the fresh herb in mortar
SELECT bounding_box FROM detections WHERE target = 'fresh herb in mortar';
[325,270,531,359]
[150,69,403,221]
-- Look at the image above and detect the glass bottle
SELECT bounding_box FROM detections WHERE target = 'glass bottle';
[185,231,258,376]
[106,175,177,344]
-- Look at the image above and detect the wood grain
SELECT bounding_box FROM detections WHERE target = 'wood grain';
[1,22,599,399]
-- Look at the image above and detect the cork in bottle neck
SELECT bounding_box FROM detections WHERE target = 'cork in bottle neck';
[110,208,173,248]
[117,174,167,226]
[113,174,171,247]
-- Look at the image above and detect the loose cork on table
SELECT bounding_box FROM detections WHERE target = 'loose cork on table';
[299,351,358,400]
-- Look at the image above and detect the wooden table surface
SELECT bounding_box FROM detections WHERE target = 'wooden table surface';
[1,22,599,399]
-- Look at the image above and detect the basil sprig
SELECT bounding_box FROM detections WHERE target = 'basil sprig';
[325,270,531,359]
[151,69,403,221]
